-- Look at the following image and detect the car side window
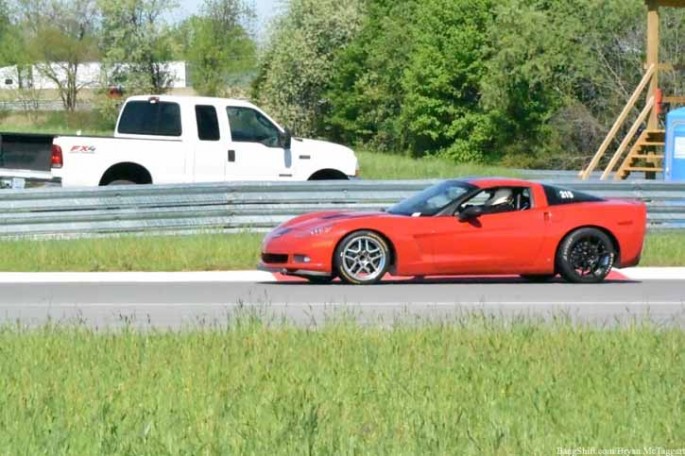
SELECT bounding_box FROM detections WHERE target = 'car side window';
[226,107,280,147]
[458,187,532,215]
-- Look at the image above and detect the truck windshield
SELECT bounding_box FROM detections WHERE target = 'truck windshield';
[118,101,182,137]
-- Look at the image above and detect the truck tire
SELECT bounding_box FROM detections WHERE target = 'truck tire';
[107,179,135,186]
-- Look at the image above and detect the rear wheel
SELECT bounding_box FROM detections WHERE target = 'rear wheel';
[107,179,135,185]
[556,228,615,284]
[520,274,556,283]
[335,230,390,285]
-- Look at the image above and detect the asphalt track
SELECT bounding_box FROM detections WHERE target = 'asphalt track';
[1,275,684,328]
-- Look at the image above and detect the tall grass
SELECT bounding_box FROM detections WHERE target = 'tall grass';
[0,231,683,272]
[0,233,262,272]
[641,231,685,266]
[357,150,520,180]
[0,319,681,454]
[0,110,113,136]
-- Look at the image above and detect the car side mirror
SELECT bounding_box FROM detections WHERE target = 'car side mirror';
[458,205,483,221]
[279,128,292,149]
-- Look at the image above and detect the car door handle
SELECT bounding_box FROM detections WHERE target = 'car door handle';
[227,150,235,162]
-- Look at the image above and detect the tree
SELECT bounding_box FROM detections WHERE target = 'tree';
[99,0,178,94]
[399,0,496,163]
[323,0,419,151]
[253,0,365,137]
[183,0,256,97]
[15,0,100,111]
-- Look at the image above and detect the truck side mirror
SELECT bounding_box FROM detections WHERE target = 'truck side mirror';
[279,129,292,149]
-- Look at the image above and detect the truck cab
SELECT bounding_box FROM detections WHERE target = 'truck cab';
[51,95,359,186]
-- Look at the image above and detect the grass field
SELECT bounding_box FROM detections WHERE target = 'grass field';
[0,319,681,454]
[0,231,683,272]
[356,150,519,180]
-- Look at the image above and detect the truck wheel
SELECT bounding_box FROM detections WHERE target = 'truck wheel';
[107,179,135,186]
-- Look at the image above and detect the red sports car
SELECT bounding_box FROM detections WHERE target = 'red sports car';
[259,178,647,284]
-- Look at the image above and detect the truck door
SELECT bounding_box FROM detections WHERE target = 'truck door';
[192,104,226,182]
[224,106,293,181]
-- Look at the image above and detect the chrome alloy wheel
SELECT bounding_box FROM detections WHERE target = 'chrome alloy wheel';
[340,235,388,282]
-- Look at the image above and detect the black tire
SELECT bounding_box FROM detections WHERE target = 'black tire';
[335,230,390,285]
[107,179,136,186]
[306,276,334,284]
[520,274,556,283]
[556,228,616,284]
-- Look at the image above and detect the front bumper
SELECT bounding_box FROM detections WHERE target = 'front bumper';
[259,233,335,276]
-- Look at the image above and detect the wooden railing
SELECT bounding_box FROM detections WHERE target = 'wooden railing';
[579,64,656,180]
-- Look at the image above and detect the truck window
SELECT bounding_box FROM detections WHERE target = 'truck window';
[118,101,182,137]
[195,105,220,141]
[226,107,279,147]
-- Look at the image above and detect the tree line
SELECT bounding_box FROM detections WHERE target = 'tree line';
[255,0,685,168]
[2,0,685,168]
[0,0,255,111]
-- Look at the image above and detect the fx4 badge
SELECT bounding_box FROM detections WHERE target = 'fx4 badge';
[70,145,96,153]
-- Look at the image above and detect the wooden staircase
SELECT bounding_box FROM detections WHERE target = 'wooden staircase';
[579,64,666,180]
[614,129,664,179]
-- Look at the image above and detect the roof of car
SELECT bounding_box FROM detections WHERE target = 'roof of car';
[464,177,538,188]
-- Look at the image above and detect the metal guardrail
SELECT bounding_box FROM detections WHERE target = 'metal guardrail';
[0,180,684,239]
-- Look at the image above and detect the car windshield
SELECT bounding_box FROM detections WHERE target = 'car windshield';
[386,181,475,216]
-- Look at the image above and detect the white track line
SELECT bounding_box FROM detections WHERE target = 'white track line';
[0,268,683,284]
[617,267,685,281]
[0,271,277,283]
[3,301,685,308]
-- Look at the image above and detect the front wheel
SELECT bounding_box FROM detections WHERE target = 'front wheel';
[335,230,390,285]
[556,228,615,284]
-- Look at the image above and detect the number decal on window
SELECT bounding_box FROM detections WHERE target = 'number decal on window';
[558,190,575,199]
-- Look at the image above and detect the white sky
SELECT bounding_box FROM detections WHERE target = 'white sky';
[175,0,283,38]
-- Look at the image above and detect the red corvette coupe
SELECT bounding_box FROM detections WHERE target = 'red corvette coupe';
[259,178,647,284]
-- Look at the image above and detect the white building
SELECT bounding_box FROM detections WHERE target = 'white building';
[0,61,188,90]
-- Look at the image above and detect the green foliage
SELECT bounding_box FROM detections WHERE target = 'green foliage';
[0,0,23,67]
[14,0,100,110]
[0,321,682,453]
[400,0,496,163]
[324,0,418,151]
[262,0,685,169]
[182,0,256,97]
[98,0,178,94]
[252,0,365,136]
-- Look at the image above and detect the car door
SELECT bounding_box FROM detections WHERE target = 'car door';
[191,104,227,182]
[429,186,547,274]
[224,106,293,181]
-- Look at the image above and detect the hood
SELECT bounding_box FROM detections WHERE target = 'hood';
[276,210,387,232]
[290,137,356,157]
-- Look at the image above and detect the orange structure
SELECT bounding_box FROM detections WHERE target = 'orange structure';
[580,0,685,180]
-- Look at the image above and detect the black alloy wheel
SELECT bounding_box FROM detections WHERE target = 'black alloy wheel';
[556,228,616,284]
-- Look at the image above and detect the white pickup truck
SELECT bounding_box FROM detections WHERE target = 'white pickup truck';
[51,95,359,186]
